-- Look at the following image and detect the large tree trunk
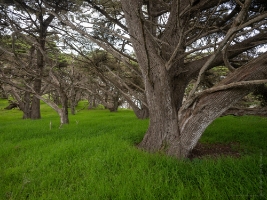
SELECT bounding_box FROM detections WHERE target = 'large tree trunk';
[138,71,186,157]
[178,89,249,157]
[139,53,267,158]
[30,38,44,119]
[121,0,186,157]
[30,11,55,119]
[138,97,181,156]
[121,0,267,158]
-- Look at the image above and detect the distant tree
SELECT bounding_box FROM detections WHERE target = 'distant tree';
[73,49,149,117]
[0,40,72,124]
[0,0,74,119]
[0,34,37,118]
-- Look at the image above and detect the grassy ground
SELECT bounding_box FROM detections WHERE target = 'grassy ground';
[0,99,266,200]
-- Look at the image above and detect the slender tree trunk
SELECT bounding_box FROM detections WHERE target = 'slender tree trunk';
[30,38,44,119]
[108,94,119,112]
[60,92,69,124]
[30,81,41,119]
[22,92,31,119]
[88,95,96,109]
[70,103,76,115]
[69,87,82,115]
[108,105,118,112]
[70,93,76,115]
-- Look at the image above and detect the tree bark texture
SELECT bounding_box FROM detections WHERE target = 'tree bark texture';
[22,92,31,119]
[59,91,69,124]
[30,32,45,119]
[30,80,42,119]
[30,11,55,119]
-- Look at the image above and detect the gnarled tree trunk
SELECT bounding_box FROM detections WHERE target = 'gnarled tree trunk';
[140,53,267,158]
[121,0,267,158]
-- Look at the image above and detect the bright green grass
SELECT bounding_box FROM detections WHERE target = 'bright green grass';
[0,99,266,200]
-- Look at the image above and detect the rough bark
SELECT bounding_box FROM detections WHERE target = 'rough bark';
[140,53,267,158]
[59,91,69,124]
[30,85,41,119]
[178,53,267,157]
[30,29,45,119]
[121,0,185,157]
[22,92,31,119]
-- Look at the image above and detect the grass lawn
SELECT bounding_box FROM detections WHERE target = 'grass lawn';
[0,99,266,200]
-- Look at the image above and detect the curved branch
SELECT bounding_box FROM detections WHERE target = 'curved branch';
[185,31,267,79]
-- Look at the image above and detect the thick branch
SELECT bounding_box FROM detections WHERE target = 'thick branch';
[179,51,267,154]
[185,32,267,79]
